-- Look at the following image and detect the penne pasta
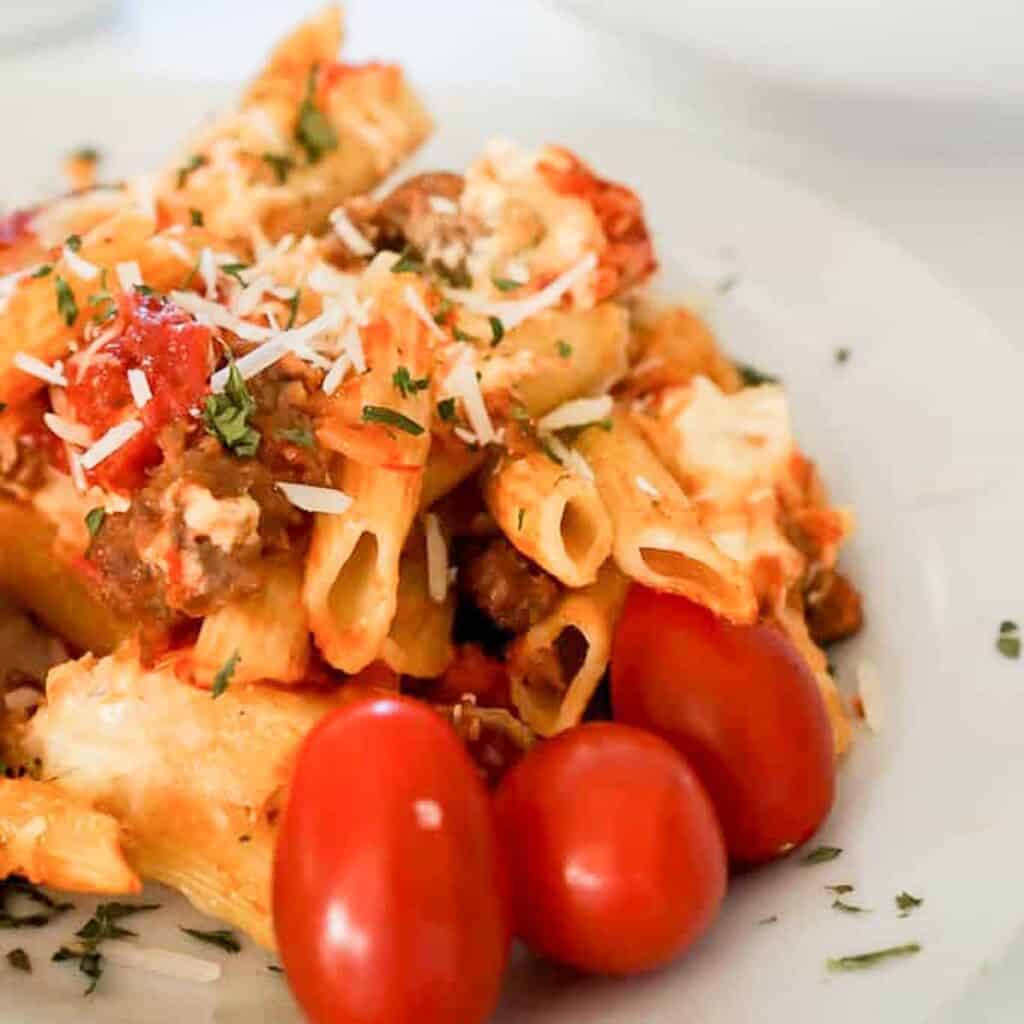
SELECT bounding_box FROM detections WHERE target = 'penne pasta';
[484,449,612,588]
[508,563,629,736]
[576,411,757,623]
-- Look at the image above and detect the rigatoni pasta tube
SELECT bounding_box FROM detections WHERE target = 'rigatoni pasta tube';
[194,557,310,686]
[508,564,629,737]
[0,778,141,894]
[484,450,612,588]
[381,528,454,678]
[576,411,757,624]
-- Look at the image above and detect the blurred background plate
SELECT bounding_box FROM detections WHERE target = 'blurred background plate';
[0,1,116,49]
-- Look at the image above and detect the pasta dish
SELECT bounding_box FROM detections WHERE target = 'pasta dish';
[0,8,865,1020]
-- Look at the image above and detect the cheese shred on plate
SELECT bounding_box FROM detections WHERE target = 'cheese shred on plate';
[127,368,153,409]
[116,261,143,291]
[402,284,446,340]
[275,482,353,515]
[80,419,144,470]
[63,245,100,282]
[537,395,613,433]
[443,352,494,445]
[329,207,374,256]
[14,352,67,387]
[43,412,92,447]
[424,512,449,603]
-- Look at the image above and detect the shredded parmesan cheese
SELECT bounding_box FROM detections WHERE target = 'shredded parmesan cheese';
[275,482,353,515]
[43,413,92,447]
[116,261,143,291]
[542,433,594,481]
[443,350,495,445]
[13,353,67,387]
[537,395,613,433]
[63,245,99,281]
[329,207,374,256]
[424,513,449,603]
[342,322,367,374]
[635,475,661,499]
[322,353,351,395]
[198,247,218,299]
[443,251,597,329]
[402,285,446,340]
[79,419,143,469]
[428,195,458,216]
[232,275,274,318]
[127,368,153,409]
[170,291,274,343]
[102,942,221,984]
[69,451,87,492]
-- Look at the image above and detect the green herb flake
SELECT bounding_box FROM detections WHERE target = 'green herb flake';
[539,437,563,466]
[392,366,429,399]
[452,327,477,343]
[295,65,338,163]
[996,620,1020,659]
[832,898,870,914]
[825,884,855,895]
[391,247,424,275]
[361,405,424,436]
[835,347,851,364]
[0,876,73,930]
[202,359,260,457]
[211,650,240,699]
[268,964,284,973]
[6,947,30,972]
[220,262,250,285]
[492,276,520,292]
[437,397,456,423]
[895,891,923,916]
[827,942,921,972]
[262,152,295,185]
[30,264,53,278]
[70,147,100,163]
[180,927,242,954]
[134,284,157,298]
[517,507,525,530]
[717,272,740,295]
[84,507,105,539]
[189,208,204,227]
[556,339,573,359]
[802,845,842,865]
[432,297,453,325]
[65,234,82,253]
[432,261,472,289]
[176,154,207,189]
[738,362,780,387]
[275,427,315,449]
[509,403,530,421]
[488,316,505,346]
[55,276,78,327]
[286,288,301,330]
[757,915,778,926]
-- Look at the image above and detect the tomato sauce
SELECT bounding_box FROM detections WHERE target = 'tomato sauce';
[65,292,212,492]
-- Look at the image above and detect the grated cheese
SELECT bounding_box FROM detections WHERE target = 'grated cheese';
[63,244,100,281]
[329,207,374,256]
[132,175,157,221]
[170,290,274,343]
[13,352,67,387]
[102,941,221,984]
[43,413,92,447]
[198,247,218,299]
[428,194,459,216]
[69,451,87,492]
[542,433,594,481]
[232,275,274,318]
[443,251,597,330]
[537,395,613,433]
[424,513,449,603]
[443,350,495,445]
[127,368,153,409]
[402,284,446,340]
[504,259,530,284]
[342,322,367,374]
[116,261,143,291]
[322,353,352,395]
[453,426,479,447]
[275,482,353,515]
[635,475,661,499]
[79,419,143,470]
[413,798,444,830]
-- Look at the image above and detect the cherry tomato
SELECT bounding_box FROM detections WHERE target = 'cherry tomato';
[611,586,835,865]
[65,291,211,491]
[494,722,727,975]
[273,695,509,1024]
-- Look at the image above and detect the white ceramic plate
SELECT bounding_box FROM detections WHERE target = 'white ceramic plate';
[2,73,1023,1024]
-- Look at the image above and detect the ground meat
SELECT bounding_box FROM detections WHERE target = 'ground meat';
[806,570,864,646]
[460,537,561,634]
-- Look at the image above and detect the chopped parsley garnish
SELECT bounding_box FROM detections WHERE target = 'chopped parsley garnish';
[53,901,160,995]
[65,234,82,253]
[84,507,105,538]
[717,271,740,294]
[597,417,613,431]
[895,891,923,916]
[832,898,869,913]
[437,397,456,422]
[996,620,1020,659]
[275,426,315,448]
[176,153,207,189]
[262,151,295,184]
[189,208,204,227]
[362,404,424,436]
[268,964,284,973]
[825,884,855,895]
[220,262,250,285]
[556,339,573,359]
[492,276,520,292]
[517,507,525,530]
[202,359,260,457]
[392,366,429,399]
[0,876,73,929]
[802,845,842,865]
[452,327,477,343]
[509,402,530,421]
[55,276,78,327]
[70,146,99,163]
[211,650,240,699]
[391,247,424,275]
[757,915,778,926]
[488,316,504,346]
[30,264,52,278]
[180,927,241,953]
[432,261,472,289]
[6,947,30,972]
[835,347,851,364]
[286,288,301,329]
[295,65,338,163]
[134,284,157,298]
[738,362,779,387]
[433,297,452,325]
[827,942,921,972]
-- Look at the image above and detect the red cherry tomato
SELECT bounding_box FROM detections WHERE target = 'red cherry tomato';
[65,291,211,491]
[611,586,835,865]
[494,722,727,975]
[273,695,509,1024]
